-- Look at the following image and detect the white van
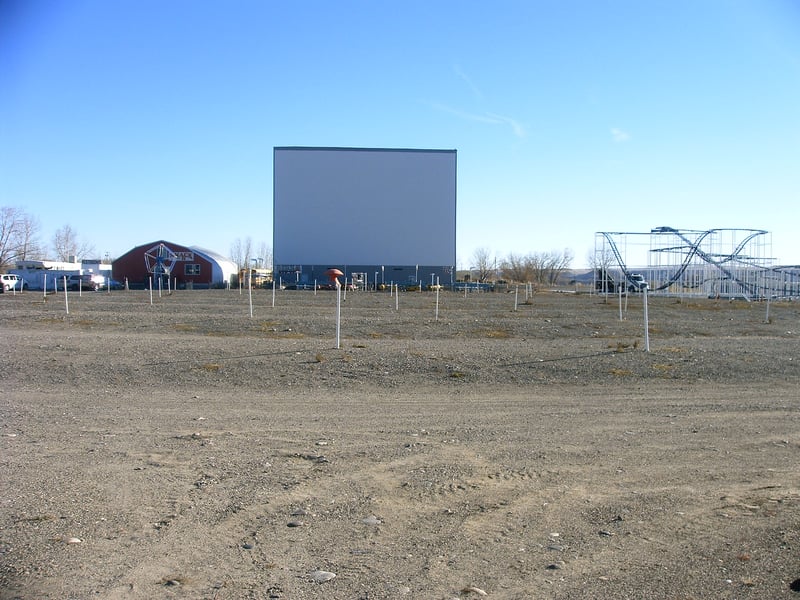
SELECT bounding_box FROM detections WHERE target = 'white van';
[1,274,20,292]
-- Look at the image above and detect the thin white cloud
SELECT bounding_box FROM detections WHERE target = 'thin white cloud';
[487,112,527,139]
[611,127,631,142]
[430,102,528,138]
[454,64,484,102]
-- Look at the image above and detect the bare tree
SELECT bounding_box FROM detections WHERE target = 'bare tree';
[0,206,23,270]
[256,241,272,270]
[500,252,533,283]
[500,249,573,287]
[17,212,43,261]
[1,207,43,270]
[588,244,617,273]
[242,237,253,268]
[230,239,242,269]
[471,247,494,282]
[52,225,95,261]
[588,244,618,293]
[545,248,573,286]
[230,237,256,285]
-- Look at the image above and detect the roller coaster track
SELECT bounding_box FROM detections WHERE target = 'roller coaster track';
[599,228,769,298]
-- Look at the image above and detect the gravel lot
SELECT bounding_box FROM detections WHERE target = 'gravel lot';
[2,287,799,599]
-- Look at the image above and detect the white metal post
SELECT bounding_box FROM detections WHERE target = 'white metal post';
[642,284,650,352]
[335,280,342,349]
[248,273,253,318]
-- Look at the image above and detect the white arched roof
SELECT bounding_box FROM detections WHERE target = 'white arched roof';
[191,246,238,284]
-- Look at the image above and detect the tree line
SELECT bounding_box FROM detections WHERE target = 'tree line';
[470,246,574,287]
[0,207,97,270]
[229,237,273,273]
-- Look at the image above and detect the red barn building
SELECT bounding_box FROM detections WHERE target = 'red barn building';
[112,241,237,289]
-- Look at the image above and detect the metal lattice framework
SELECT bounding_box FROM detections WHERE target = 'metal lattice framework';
[143,243,178,281]
[594,227,800,300]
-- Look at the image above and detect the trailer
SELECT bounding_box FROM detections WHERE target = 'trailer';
[8,268,78,291]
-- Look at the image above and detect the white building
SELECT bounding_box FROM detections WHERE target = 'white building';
[10,259,112,291]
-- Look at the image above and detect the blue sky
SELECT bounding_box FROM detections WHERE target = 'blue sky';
[2,0,799,268]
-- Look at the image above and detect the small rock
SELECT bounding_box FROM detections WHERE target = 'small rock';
[546,561,565,570]
[462,585,488,596]
[361,515,381,525]
[309,569,336,583]
[242,543,254,550]
[66,537,81,544]
[287,520,303,527]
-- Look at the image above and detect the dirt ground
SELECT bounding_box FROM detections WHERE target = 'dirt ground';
[1,287,799,599]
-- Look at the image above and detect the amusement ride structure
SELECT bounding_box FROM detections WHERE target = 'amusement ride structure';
[594,227,799,299]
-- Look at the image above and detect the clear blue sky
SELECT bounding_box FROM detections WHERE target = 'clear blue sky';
[2,0,799,268]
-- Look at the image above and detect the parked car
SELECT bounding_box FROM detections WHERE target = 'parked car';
[1,273,20,292]
[627,273,648,292]
[67,274,106,291]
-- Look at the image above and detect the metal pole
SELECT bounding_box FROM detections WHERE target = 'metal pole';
[642,284,650,352]
[248,273,253,318]
[335,280,341,349]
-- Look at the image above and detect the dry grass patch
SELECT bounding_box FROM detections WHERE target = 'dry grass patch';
[199,363,221,372]
[608,341,639,352]
[206,330,238,337]
[71,319,99,328]
[609,368,633,376]
[279,331,306,339]
[683,300,755,311]
[481,328,511,339]
[38,318,64,325]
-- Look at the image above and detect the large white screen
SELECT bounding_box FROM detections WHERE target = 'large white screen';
[274,147,456,266]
